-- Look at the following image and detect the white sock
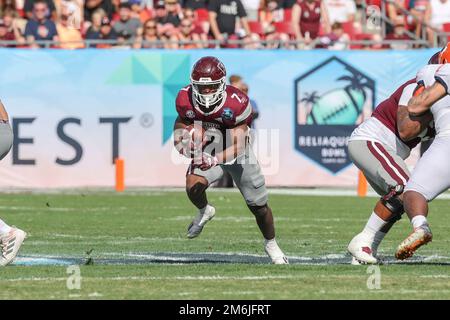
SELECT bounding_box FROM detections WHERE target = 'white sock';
[411,215,428,229]
[0,218,12,235]
[199,204,212,215]
[362,212,388,237]
[264,238,278,247]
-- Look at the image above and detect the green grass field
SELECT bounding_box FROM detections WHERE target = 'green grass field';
[1,189,450,299]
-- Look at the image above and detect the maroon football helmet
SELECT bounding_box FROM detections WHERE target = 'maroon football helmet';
[190,56,227,114]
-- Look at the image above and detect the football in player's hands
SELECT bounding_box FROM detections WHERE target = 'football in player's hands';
[176,124,206,158]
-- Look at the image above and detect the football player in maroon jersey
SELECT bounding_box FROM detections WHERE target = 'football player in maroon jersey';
[346,52,439,264]
[173,56,288,264]
[0,99,27,266]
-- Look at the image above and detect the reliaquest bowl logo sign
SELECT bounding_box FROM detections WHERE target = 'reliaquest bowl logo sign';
[294,56,375,173]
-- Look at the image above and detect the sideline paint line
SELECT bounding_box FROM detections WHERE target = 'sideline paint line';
[1,187,450,200]
[11,252,450,266]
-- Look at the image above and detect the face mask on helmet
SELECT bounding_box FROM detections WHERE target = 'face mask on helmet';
[191,78,226,113]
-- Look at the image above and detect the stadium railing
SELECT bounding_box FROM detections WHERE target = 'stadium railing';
[0,38,431,49]
[382,0,450,47]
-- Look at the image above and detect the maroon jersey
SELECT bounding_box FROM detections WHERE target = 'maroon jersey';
[298,0,321,39]
[372,79,421,149]
[176,85,252,130]
[176,85,252,151]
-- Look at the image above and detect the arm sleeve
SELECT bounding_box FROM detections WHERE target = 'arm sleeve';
[398,83,416,106]
[175,90,193,122]
[434,64,450,95]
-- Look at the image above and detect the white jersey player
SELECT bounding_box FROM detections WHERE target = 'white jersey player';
[0,100,27,266]
[346,52,438,265]
[396,46,450,260]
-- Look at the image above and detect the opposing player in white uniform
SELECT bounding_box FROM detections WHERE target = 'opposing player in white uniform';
[0,99,27,266]
[396,47,450,260]
[348,79,434,264]
[346,52,439,264]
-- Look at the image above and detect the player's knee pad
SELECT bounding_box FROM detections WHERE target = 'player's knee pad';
[186,182,207,199]
[381,186,405,222]
[248,204,269,218]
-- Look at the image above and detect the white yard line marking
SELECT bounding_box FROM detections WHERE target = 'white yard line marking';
[5,273,450,283]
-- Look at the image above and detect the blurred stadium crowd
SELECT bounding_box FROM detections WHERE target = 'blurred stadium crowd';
[0,0,450,49]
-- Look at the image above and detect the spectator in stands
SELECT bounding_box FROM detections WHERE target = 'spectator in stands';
[259,0,288,48]
[129,0,152,23]
[425,0,450,44]
[323,0,356,24]
[183,6,195,20]
[153,0,167,22]
[409,0,429,38]
[0,8,25,46]
[174,17,206,48]
[56,5,83,48]
[85,7,105,38]
[0,18,14,46]
[86,15,117,47]
[84,0,115,21]
[134,18,168,48]
[24,0,57,20]
[157,0,182,37]
[241,0,259,21]
[259,0,284,28]
[183,6,209,34]
[97,16,118,46]
[160,0,182,26]
[24,0,59,47]
[319,21,350,49]
[182,8,209,31]
[385,17,412,49]
[56,0,84,29]
[386,0,408,34]
[292,0,330,49]
[113,2,142,39]
[0,0,18,16]
[208,0,251,45]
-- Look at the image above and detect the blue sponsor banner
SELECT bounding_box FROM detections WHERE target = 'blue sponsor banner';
[0,49,435,187]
